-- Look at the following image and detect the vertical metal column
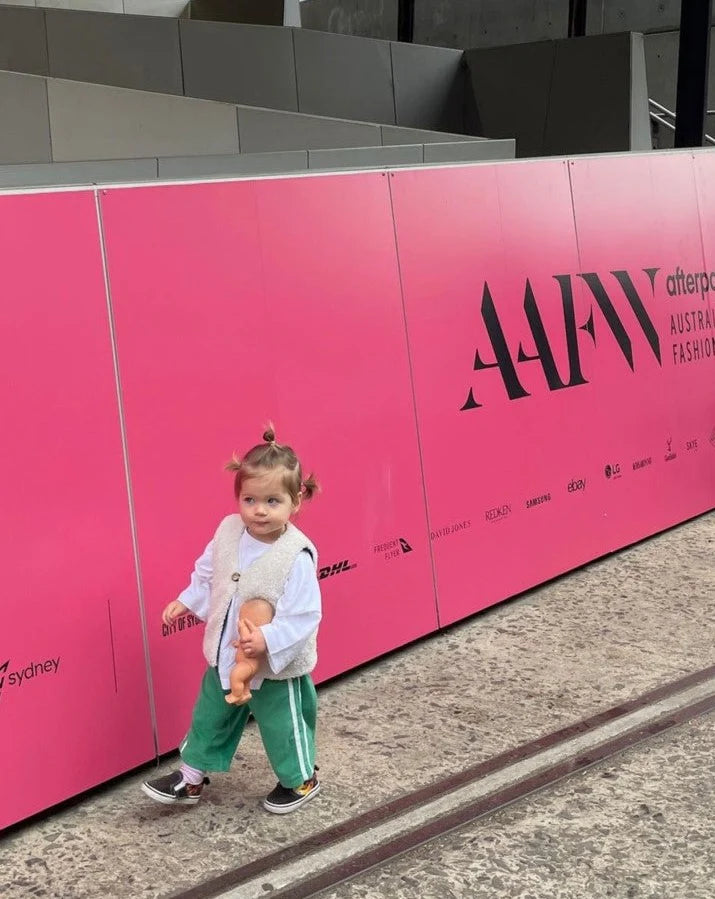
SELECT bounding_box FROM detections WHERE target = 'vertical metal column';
[568,0,588,37]
[674,0,713,147]
[398,0,414,43]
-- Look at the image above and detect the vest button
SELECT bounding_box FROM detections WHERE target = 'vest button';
[231,572,240,581]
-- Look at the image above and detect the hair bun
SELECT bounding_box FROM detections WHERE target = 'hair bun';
[262,427,276,444]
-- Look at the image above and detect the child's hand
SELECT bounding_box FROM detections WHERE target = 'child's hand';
[162,600,189,626]
[239,619,267,658]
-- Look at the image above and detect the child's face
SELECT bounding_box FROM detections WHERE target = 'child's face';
[238,467,300,543]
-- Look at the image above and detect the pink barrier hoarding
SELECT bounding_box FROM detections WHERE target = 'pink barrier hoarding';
[98,174,436,754]
[568,152,715,543]
[389,157,715,626]
[0,193,153,830]
[3,149,714,828]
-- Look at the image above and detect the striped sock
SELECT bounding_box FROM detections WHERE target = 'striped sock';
[179,762,206,785]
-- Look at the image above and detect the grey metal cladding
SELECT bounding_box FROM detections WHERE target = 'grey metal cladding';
[188,0,285,25]
[180,20,298,110]
[237,105,381,152]
[423,138,516,163]
[0,158,159,188]
[307,144,424,169]
[45,8,183,94]
[0,71,52,165]
[381,125,476,145]
[390,41,465,133]
[158,150,309,178]
[293,28,395,124]
[464,41,556,157]
[544,33,631,154]
[47,80,239,161]
[0,6,49,77]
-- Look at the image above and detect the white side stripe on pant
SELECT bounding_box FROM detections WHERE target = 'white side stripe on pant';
[287,678,311,782]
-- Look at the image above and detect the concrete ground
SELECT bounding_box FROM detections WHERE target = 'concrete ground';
[1,511,713,899]
[321,711,715,899]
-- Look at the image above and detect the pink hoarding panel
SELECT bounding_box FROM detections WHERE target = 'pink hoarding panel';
[389,162,607,625]
[251,174,436,683]
[568,153,715,542]
[0,192,153,829]
[99,181,275,754]
[390,155,715,627]
[99,174,435,752]
[692,151,715,364]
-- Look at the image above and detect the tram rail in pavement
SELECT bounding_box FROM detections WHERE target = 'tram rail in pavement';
[170,664,715,899]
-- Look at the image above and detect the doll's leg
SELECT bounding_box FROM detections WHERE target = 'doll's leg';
[226,598,274,705]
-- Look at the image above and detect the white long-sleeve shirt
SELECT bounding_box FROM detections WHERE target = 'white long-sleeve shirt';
[178,529,322,690]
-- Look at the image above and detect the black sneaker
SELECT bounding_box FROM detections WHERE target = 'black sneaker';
[263,772,320,814]
[141,770,209,805]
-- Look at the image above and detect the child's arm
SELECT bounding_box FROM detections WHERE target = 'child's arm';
[256,551,321,675]
[160,539,214,624]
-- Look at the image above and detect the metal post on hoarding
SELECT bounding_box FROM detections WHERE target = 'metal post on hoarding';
[674,0,713,147]
[568,0,588,37]
[398,0,414,43]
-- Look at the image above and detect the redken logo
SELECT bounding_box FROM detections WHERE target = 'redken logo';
[485,504,511,523]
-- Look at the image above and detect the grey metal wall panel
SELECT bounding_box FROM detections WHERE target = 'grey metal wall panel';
[124,1,187,14]
[423,138,515,163]
[0,157,158,187]
[544,33,631,155]
[238,105,381,152]
[47,79,240,161]
[158,150,308,178]
[0,6,48,75]
[464,40,555,157]
[308,143,423,168]
[40,2,124,11]
[188,0,285,25]
[299,0,398,41]
[180,21,298,110]
[390,41,465,133]
[381,125,476,145]
[630,32,651,151]
[45,9,183,94]
[0,71,51,164]
[293,28,395,124]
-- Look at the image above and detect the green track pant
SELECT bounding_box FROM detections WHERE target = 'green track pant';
[179,667,317,789]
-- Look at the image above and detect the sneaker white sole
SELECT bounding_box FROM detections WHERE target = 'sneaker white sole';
[263,782,321,815]
[140,782,201,805]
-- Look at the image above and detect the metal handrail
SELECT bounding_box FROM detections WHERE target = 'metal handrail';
[648,98,715,145]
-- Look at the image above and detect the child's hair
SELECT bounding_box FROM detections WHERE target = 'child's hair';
[226,425,319,504]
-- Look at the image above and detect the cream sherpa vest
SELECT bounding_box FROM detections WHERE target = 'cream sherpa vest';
[202,514,318,679]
